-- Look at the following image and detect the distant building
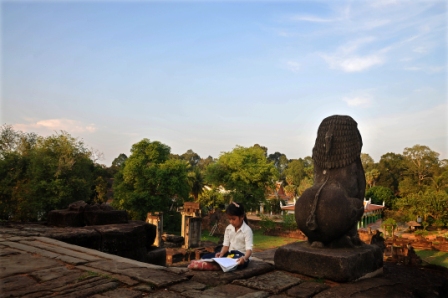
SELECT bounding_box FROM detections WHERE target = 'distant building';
[359,198,385,229]
[280,197,385,229]
[266,181,292,202]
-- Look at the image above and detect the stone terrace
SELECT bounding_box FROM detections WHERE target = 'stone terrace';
[1,225,447,297]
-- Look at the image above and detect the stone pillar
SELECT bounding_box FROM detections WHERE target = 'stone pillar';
[186,217,202,248]
[146,212,163,247]
[180,202,202,249]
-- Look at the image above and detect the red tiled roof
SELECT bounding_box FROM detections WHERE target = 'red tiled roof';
[281,205,295,211]
[266,182,292,200]
[364,204,385,212]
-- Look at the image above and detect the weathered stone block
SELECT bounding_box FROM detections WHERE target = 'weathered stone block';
[274,242,383,282]
[44,228,102,250]
[46,201,128,227]
[47,210,84,227]
[84,210,128,226]
[87,221,147,255]
[144,223,157,248]
[147,246,167,266]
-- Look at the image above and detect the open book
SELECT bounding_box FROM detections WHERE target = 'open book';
[202,257,239,272]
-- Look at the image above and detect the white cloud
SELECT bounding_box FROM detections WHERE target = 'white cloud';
[285,60,300,73]
[404,66,421,71]
[413,46,428,53]
[343,96,372,107]
[339,37,376,54]
[321,36,384,72]
[290,15,335,23]
[363,19,391,30]
[277,30,294,37]
[404,65,444,73]
[14,119,97,134]
[323,54,383,72]
[370,0,400,8]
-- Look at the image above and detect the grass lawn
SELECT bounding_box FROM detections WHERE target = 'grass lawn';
[415,250,448,268]
[201,229,301,252]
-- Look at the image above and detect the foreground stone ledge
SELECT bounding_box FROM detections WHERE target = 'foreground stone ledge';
[35,236,166,270]
[188,260,274,286]
[274,242,383,282]
[86,259,188,287]
[233,270,303,294]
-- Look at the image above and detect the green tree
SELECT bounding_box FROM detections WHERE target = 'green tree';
[268,152,289,180]
[395,190,448,226]
[365,186,395,208]
[283,175,297,199]
[112,139,190,220]
[381,218,397,237]
[377,152,406,195]
[365,169,380,188]
[403,145,440,186]
[198,188,227,210]
[188,167,205,201]
[0,127,96,221]
[180,149,201,168]
[297,177,313,196]
[28,132,95,217]
[112,153,127,168]
[205,145,278,210]
[92,176,108,204]
[283,159,306,186]
[253,144,268,157]
[197,155,214,171]
[431,170,448,193]
[0,151,28,219]
[399,177,423,197]
[361,153,375,172]
[303,156,314,179]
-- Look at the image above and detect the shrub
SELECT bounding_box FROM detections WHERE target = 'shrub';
[433,219,445,230]
[259,215,276,233]
[414,230,428,237]
[282,214,297,231]
[381,218,397,237]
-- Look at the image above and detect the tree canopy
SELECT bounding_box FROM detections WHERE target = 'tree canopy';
[0,125,100,221]
[1,123,447,228]
[112,139,190,220]
[205,145,278,210]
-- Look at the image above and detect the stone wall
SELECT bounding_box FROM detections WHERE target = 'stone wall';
[385,235,448,252]
[2,221,158,263]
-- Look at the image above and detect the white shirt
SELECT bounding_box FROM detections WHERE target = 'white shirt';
[223,221,253,253]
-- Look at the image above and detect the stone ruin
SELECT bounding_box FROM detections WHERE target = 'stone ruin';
[44,201,161,264]
[47,200,128,227]
[275,115,383,282]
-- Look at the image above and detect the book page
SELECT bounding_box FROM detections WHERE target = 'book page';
[212,257,238,269]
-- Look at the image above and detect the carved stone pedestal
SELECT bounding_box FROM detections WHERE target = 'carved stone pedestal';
[274,242,383,282]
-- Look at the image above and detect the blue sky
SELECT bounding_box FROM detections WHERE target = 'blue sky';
[1,0,446,166]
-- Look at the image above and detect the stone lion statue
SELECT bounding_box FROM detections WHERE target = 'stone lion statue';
[295,115,366,248]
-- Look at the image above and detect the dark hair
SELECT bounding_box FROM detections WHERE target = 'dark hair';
[226,202,248,224]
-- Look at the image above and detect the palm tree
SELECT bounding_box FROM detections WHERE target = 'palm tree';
[188,167,205,201]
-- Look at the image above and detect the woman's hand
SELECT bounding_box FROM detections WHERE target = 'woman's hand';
[237,257,246,265]
[215,252,222,258]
